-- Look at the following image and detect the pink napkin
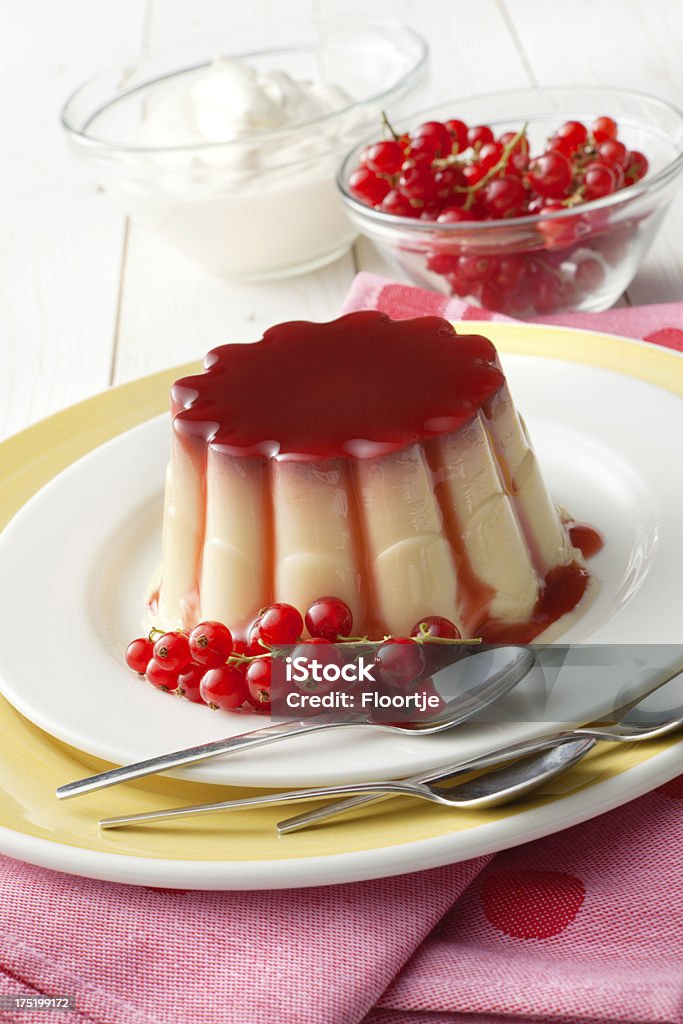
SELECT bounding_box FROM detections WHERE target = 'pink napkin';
[1,274,682,1024]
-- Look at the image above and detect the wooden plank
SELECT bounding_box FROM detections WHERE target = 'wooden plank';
[112,230,357,381]
[501,0,683,305]
[0,0,144,440]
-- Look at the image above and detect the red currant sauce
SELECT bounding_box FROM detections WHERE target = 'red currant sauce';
[480,562,591,644]
[569,522,604,559]
[171,312,504,460]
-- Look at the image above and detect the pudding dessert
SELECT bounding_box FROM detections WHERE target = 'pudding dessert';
[151,311,595,642]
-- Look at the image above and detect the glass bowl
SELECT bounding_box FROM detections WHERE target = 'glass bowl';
[61,18,428,281]
[337,87,683,316]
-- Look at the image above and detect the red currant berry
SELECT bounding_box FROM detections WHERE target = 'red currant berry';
[380,189,419,217]
[305,596,353,642]
[597,139,627,167]
[446,272,473,298]
[398,163,438,201]
[478,141,504,171]
[550,120,588,156]
[535,200,581,248]
[259,603,304,646]
[531,271,563,314]
[457,253,495,282]
[467,124,494,149]
[505,283,533,317]
[479,280,512,312]
[625,150,648,183]
[611,163,625,190]
[499,131,530,173]
[481,175,527,218]
[445,118,468,152]
[582,161,617,200]
[494,254,527,292]
[199,665,247,711]
[374,637,426,688]
[125,637,154,674]
[245,657,272,713]
[526,151,573,199]
[289,638,344,693]
[349,167,390,206]
[364,140,404,175]
[152,632,191,672]
[436,206,477,224]
[177,662,207,704]
[412,120,452,155]
[592,115,618,144]
[408,133,442,162]
[461,162,487,188]
[419,202,446,221]
[145,658,179,692]
[245,616,268,656]
[433,167,465,201]
[410,616,461,640]
[382,190,419,218]
[426,252,460,274]
[188,620,233,668]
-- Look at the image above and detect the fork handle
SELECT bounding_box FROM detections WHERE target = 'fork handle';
[56,717,350,800]
[98,780,426,829]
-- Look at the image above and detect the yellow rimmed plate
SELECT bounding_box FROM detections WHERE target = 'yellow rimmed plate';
[0,322,681,889]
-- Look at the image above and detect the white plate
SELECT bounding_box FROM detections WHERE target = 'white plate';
[0,354,681,789]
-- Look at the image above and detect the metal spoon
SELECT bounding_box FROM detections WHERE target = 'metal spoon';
[99,735,595,830]
[57,644,534,801]
[277,673,683,833]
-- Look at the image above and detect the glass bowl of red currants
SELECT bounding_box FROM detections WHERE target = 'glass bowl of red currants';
[338,86,683,316]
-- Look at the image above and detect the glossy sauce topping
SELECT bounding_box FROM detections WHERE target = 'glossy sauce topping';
[569,522,604,559]
[171,311,504,459]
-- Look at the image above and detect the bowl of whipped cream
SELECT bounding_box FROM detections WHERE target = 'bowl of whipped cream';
[61,19,428,280]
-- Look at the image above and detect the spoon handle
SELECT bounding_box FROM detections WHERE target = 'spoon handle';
[56,717,347,800]
[277,732,576,833]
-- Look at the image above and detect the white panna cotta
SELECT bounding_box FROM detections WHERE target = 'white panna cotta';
[151,311,599,641]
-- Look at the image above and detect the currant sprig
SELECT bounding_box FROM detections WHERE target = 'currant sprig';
[125,598,481,715]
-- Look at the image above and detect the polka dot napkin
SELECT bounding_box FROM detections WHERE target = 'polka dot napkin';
[1,273,682,1024]
[341,270,683,352]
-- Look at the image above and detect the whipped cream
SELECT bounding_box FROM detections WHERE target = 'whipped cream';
[116,58,360,278]
[140,59,352,147]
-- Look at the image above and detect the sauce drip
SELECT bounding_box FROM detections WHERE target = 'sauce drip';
[478,562,591,644]
[171,311,504,460]
[569,522,604,559]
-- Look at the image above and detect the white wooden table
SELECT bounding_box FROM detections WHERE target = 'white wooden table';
[3,0,683,442]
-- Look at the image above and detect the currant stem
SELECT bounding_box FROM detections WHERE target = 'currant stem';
[454,122,529,208]
[381,109,399,142]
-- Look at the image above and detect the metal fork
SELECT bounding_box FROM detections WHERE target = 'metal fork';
[99,736,595,829]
